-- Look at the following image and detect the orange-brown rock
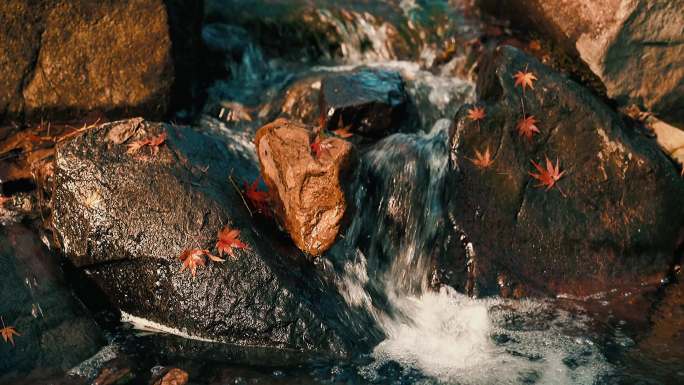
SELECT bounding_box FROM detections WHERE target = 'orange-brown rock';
[153,368,189,385]
[254,118,352,255]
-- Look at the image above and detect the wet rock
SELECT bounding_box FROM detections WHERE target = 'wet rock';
[0,224,104,382]
[254,118,353,256]
[152,368,188,385]
[51,118,379,355]
[0,0,202,124]
[478,0,684,128]
[447,46,684,297]
[280,76,323,127]
[319,68,407,138]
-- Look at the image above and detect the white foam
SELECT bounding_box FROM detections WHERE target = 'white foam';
[121,311,218,343]
[368,287,612,384]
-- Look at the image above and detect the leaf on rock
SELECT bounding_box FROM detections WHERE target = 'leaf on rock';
[311,134,332,159]
[179,249,221,278]
[126,132,167,156]
[513,70,537,91]
[244,178,270,214]
[332,126,354,139]
[467,106,486,122]
[467,146,494,169]
[529,157,566,191]
[216,227,249,259]
[1,317,20,347]
[517,115,540,140]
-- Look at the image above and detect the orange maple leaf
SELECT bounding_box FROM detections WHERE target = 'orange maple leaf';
[216,227,249,259]
[517,115,540,140]
[332,126,354,139]
[243,178,270,214]
[467,106,486,122]
[1,316,20,347]
[0,196,11,207]
[529,157,566,192]
[467,146,494,169]
[127,132,167,156]
[513,70,537,91]
[179,249,223,278]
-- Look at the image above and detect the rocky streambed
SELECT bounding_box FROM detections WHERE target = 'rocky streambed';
[1,1,684,384]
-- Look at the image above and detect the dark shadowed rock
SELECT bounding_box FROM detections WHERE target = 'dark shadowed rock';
[447,46,684,297]
[0,224,104,382]
[320,68,407,138]
[0,0,203,124]
[478,0,684,128]
[51,118,379,356]
[254,118,353,256]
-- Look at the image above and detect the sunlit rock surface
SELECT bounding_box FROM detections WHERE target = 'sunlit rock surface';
[447,46,684,297]
[255,118,353,255]
[478,0,684,128]
[51,118,380,355]
[0,224,104,381]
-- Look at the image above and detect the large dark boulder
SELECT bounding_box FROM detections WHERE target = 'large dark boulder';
[0,0,204,124]
[446,46,684,297]
[0,224,104,382]
[319,68,407,138]
[478,0,684,129]
[51,119,380,356]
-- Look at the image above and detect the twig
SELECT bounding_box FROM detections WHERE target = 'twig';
[228,171,252,217]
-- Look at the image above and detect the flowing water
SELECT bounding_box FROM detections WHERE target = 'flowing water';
[7,1,681,384]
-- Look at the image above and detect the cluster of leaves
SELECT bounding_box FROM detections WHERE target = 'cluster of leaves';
[465,66,566,193]
[310,120,354,160]
[1,316,20,347]
[178,226,249,278]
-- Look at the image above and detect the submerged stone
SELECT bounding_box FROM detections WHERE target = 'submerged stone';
[447,46,684,297]
[51,118,379,356]
[254,118,353,256]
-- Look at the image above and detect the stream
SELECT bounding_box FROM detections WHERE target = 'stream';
[2,1,683,384]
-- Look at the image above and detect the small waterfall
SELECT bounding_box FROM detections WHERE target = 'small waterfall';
[328,121,613,384]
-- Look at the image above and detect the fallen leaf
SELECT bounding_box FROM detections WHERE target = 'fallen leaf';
[467,146,494,169]
[529,157,565,191]
[0,196,10,207]
[153,368,189,385]
[1,317,20,347]
[244,178,270,214]
[467,106,486,121]
[517,115,540,140]
[528,40,541,51]
[311,134,332,159]
[179,249,221,278]
[216,227,249,259]
[513,70,537,91]
[127,132,167,156]
[332,126,354,139]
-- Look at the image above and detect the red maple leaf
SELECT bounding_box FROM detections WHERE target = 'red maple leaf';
[513,70,537,91]
[517,115,540,140]
[1,316,20,347]
[127,132,167,156]
[243,178,270,214]
[179,248,223,278]
[467,146,494,169]
[467,106,486,121]
[311,134,332,159]
[216,227,249,259]
[529,157,566,192]
[332,126,354,139]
